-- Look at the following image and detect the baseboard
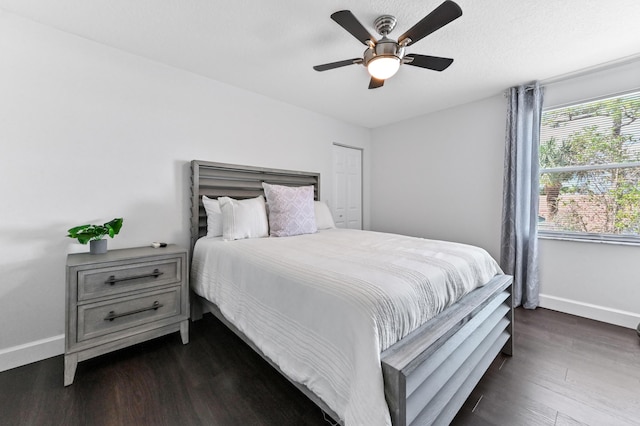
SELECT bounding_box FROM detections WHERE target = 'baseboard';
[0,335,64,373]
[539,294,640,329]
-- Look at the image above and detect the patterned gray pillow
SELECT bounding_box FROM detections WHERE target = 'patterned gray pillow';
[262,183,317,237]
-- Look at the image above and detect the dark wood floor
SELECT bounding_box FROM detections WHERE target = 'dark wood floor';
[453,309,640,426]
[1,308,638,426]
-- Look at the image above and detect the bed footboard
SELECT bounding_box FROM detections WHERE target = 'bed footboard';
[381,274,513,426]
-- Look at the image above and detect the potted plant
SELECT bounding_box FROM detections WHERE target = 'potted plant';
[67,218,123,254]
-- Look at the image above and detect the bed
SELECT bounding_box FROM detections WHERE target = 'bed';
[189,160,513,426]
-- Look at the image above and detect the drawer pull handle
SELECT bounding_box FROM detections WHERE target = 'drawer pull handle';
[105,269,164,285]
[104,301,163,321]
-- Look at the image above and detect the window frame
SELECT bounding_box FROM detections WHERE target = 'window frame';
[537,89,640,245]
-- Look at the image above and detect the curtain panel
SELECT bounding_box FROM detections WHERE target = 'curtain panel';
[500,83,544,309]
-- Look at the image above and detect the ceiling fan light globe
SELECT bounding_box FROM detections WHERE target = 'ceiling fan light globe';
[367,56,400,80]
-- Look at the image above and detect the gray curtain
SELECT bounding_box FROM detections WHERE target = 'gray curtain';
[500,82,544,309]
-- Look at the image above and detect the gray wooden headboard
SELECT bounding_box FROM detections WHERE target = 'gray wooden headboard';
[190,160,320,251]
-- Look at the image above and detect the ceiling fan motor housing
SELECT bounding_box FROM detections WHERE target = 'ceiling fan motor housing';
[363,37,405,67]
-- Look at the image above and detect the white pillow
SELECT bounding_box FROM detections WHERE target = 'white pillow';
[218,195,269,241]
[262,183,317,237]
[202,195,222,237]
[314,201,336,230]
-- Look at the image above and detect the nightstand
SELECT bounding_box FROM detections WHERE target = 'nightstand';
[65,245,189,386]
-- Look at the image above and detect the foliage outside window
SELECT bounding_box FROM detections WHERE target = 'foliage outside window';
[538,90,640,243]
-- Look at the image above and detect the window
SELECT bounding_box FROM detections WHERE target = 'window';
[538,90,640,243]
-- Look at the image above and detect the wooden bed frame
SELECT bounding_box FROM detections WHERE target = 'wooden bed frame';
[189,160,513,426]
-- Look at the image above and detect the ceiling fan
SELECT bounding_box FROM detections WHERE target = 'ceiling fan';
[313,0,462,89]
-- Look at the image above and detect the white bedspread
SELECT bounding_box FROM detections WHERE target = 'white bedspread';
[191,228,503,426]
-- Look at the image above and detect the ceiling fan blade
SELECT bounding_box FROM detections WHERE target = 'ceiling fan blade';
[405,54,454,71]
[368,77,384,89]
[331,10,377,45]
[313,58,361,72]
[398,0,462,47]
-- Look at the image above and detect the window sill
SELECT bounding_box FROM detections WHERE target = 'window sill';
[538,233,640,247]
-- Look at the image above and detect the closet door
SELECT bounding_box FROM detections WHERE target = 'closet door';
[332,144,362,229]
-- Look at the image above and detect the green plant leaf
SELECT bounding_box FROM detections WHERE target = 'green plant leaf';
[76,234,93,245]
[67,224,91,238]
[105,218,123,238]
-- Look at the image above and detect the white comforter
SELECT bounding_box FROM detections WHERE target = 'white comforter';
[191,228,503,426]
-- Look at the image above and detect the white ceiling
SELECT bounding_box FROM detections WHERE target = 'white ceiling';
[2,0,640,128]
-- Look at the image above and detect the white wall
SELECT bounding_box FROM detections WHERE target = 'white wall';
[370,95,507,260]
[371,61,640,330]
[0,11,370,371]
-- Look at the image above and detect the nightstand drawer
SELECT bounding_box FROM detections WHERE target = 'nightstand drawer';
[77,258,182,301]
[77,286,181,342]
